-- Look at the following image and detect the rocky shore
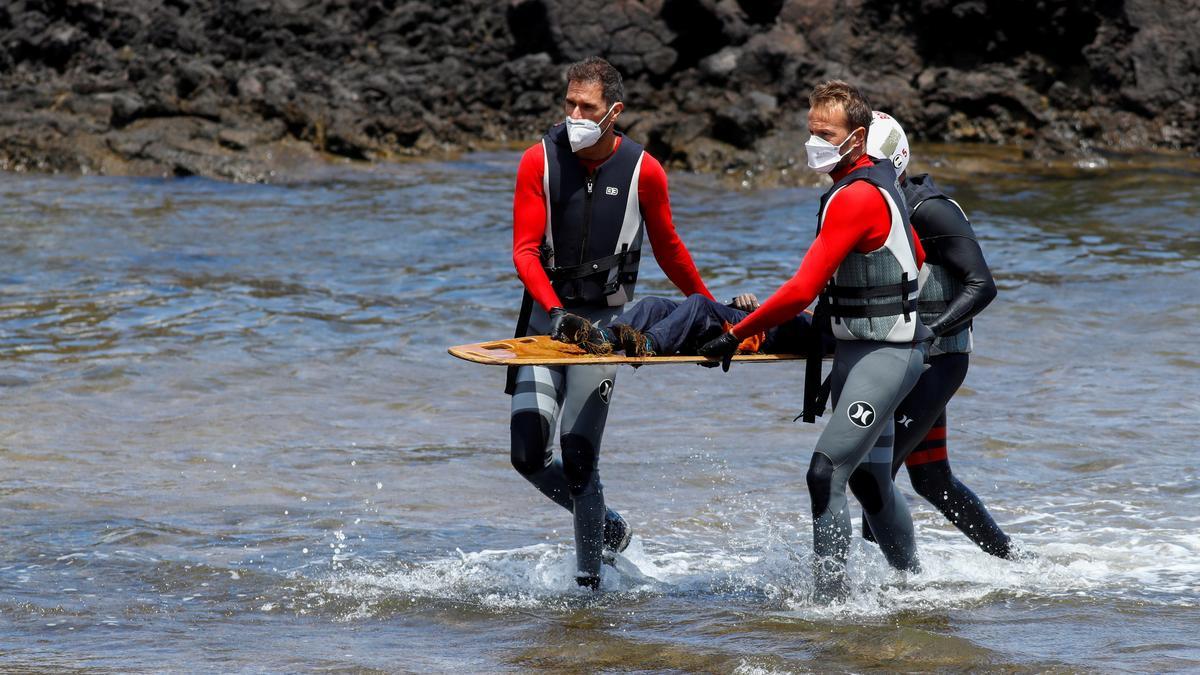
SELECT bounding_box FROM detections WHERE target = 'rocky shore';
[1,0,1196,183]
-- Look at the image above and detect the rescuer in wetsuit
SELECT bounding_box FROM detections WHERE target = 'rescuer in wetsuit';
[860,112,1016,559]
[508,57,714,590]
[697,81,931,602]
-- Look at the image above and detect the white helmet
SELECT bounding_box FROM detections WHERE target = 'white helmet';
[867,110,910,175]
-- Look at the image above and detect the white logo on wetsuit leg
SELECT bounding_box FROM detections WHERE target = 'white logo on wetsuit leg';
[897,414,913,428]
[605,186,619,196]
[847,401,876,428]
[598,379,613,404]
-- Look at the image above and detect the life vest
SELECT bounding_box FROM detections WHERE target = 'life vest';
[904,174,972,354]
[817,157,922,342]
[540,123,645,307]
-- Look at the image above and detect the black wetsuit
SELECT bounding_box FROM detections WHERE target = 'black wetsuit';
[862,173,1013,558]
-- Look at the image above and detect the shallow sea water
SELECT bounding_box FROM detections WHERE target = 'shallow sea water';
[1,148,1198,672]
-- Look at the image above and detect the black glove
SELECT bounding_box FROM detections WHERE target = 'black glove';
[548,307,568,341]
[697,331,739,372]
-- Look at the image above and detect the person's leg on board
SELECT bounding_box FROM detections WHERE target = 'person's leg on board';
[558,295,744,356]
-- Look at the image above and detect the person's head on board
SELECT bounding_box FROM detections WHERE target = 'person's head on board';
[562,57,625,158]
[805,80,873,175]
[866,110,911,183]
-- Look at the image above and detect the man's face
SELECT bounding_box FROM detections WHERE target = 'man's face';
[808,103,864,162]
[564,80,617,123]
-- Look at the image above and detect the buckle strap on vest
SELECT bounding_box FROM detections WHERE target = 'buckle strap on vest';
[825,273,916,323]
[918,299,949,313]
[543,248,641,282]
[824,276,918,299]
[828,298,919,319]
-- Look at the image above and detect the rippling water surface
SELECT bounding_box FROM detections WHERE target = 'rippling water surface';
[2,150,1198,672]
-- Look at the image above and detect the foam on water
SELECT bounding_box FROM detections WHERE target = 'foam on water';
[316,504,1200,622]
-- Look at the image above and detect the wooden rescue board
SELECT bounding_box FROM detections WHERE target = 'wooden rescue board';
[448,335,809,366]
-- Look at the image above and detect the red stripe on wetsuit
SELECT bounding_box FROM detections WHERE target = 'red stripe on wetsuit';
[512,137,714,312]
[730,154,925,339]
[906,423,949,466]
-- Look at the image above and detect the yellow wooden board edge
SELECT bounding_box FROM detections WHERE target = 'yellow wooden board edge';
[448,335,810,366]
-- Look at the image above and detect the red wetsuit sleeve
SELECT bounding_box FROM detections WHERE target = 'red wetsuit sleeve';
[913,229,926,268]
[512,143,563,312]
[731,180,892,337]
[637,153,714,300]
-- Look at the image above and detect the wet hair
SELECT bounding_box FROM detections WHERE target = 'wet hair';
[565,57,625,106]
[809,80,873,133]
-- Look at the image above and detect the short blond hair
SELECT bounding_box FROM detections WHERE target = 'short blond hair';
[809,80,873,132]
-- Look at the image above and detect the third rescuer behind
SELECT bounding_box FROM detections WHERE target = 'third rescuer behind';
[861,111,1019,560]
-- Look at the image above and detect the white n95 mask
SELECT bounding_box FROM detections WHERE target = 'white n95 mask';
[565,103,617,153]
[805,128,861,174]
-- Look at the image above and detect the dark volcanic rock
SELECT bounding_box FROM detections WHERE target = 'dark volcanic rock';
[0,0,1196,181]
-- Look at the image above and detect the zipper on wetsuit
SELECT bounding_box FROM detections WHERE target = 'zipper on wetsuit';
[579,175,594,264]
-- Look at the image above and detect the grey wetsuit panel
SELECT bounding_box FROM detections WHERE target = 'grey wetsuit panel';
[809,338,927,600]
[510,304,623,579]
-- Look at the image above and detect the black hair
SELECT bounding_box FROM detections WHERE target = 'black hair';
[565,57,625,106]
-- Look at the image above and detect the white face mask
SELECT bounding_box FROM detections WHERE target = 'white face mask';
[805,128,862,174]
[565,103,617,153]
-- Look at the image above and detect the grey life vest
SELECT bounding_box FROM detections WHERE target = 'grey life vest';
[800,158,926,423]
[817,158,922,342]
[904,176,972,354]
[540,123,646,307]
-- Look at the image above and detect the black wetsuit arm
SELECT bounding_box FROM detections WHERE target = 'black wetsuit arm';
[916,199,998,336]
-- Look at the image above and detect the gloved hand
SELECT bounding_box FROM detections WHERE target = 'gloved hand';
[548,307,568,341]
[697,331,739,372]
[730,293,760,312]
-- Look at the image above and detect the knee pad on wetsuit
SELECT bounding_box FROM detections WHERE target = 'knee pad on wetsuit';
[561,433,600,496]
[510,412,551,476]
[806,453,836,516]
[848,466,885,514]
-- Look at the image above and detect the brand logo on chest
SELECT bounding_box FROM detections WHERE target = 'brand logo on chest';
[605,186,619,196]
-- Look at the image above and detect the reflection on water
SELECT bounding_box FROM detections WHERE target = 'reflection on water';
[1,150,1198,671]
